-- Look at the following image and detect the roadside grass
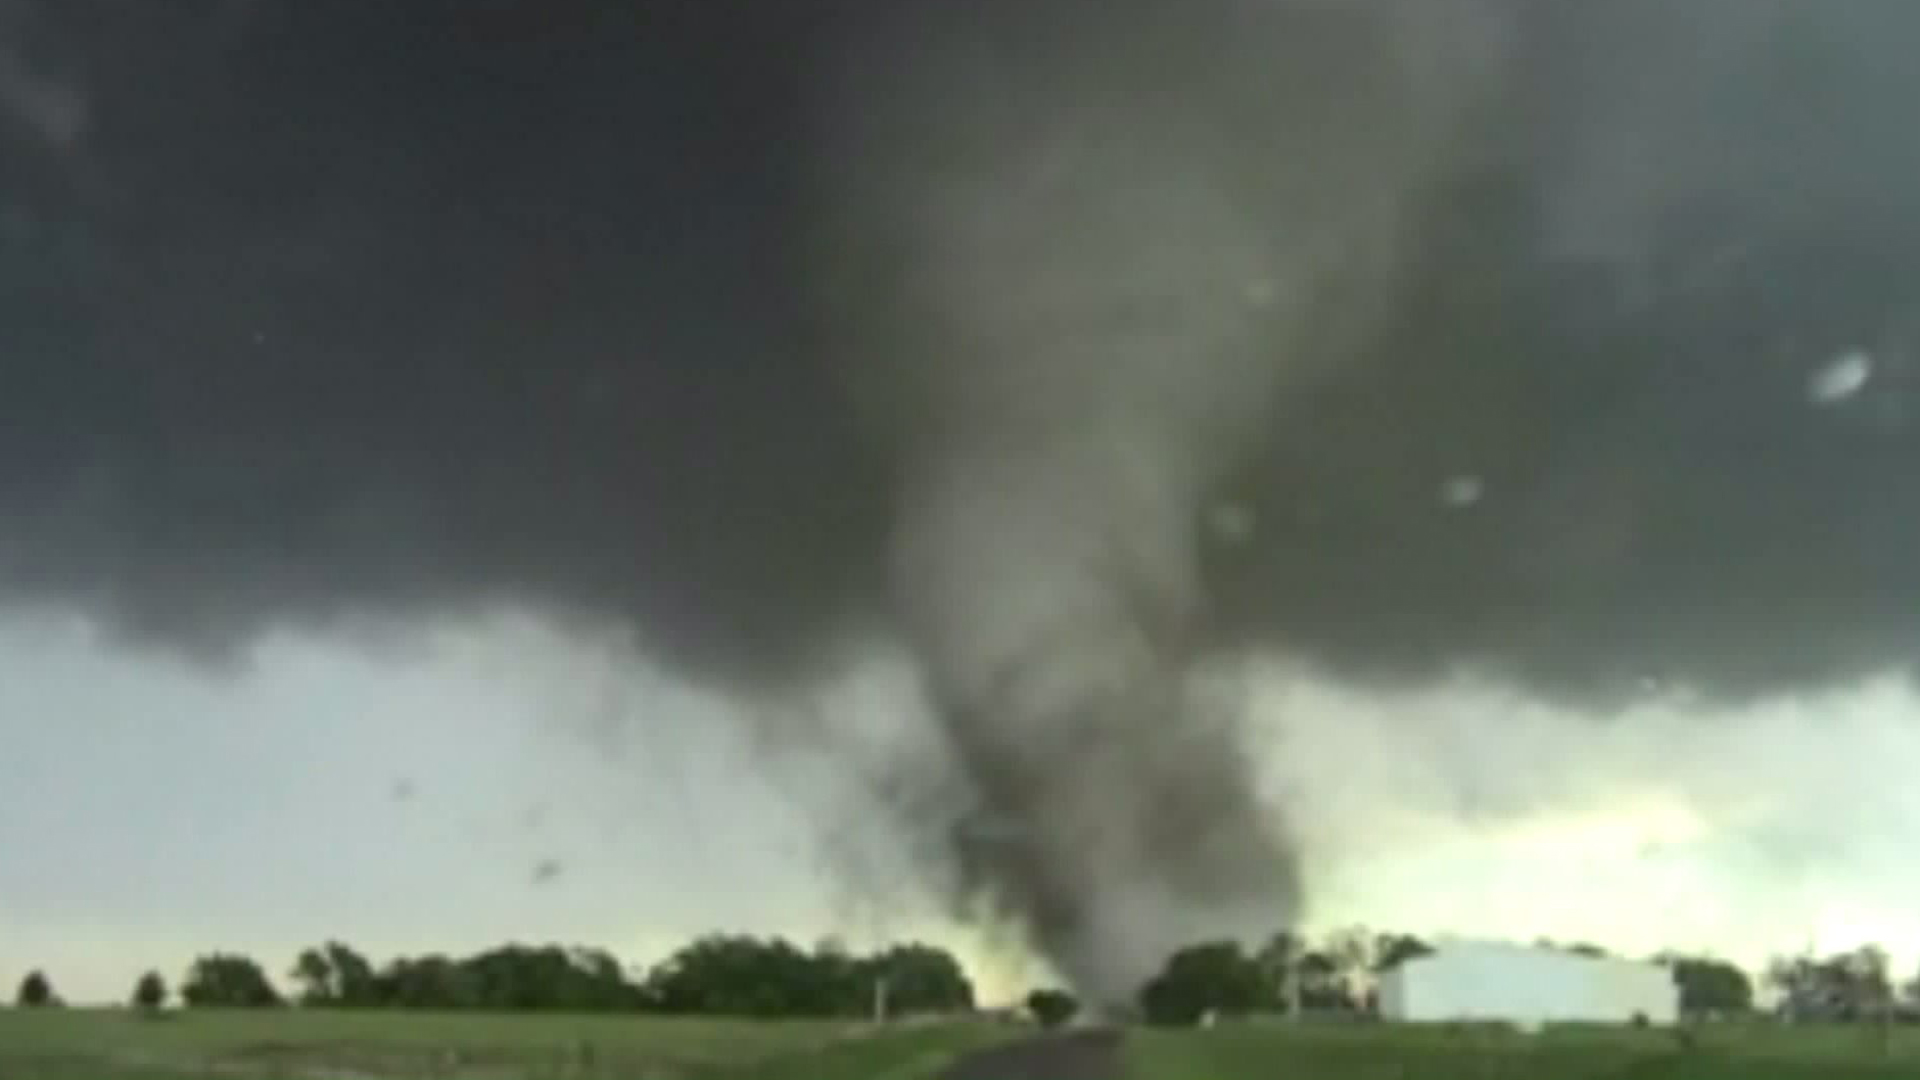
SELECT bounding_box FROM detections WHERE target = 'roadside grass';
[0,1007,1007,1080]
[1126,1019,1920,1080]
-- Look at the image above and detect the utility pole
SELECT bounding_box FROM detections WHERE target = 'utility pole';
[872,973,890,1025]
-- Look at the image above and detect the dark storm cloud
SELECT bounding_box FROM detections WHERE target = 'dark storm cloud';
[0,0,890,680]
[11,0,1920,996]
[17,0,1920,730]
[1215,2,1920,701]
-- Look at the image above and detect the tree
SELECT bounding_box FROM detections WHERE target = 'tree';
[325,942,380,1005]
[182,953,282,1008]
[1769,955,1822,1018]
[1323,928,1374,982]
[1372,933,1435,972]
[1659,954,1753,1016]
[1294,948,1350,1011]
[1256,931,1306,1014]
[132,971,169,1012]
[15,970,54,1008]
[296,941,653,1012]
[1905,963,1920,1008]
[1026,989,1078,1028]
[290,949,334,1006]
[809,938,866,1017]
[291,941,379,1006]
[451,944,643,1012]
[646,935,847,1018]
[375,954,483,1009]
[1531,938,1610,959]
[1769,946,1892,1021]
[864,943,975,1017]
[1140,942,1272,1026]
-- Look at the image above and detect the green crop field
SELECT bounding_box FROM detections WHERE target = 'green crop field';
[1125,1020,1920,1080]
[0,1008,1012,1080]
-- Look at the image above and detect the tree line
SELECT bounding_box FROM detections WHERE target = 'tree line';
[1126,931,1766,1026]
[10,929,1916,1026]
[1127,933,1920,1027]
[8,935,974,1019]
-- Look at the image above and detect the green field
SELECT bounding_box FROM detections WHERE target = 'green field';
[0,1008,1010,1080]
[8,1010,1920,1079]
[1129,1020,1920,1079]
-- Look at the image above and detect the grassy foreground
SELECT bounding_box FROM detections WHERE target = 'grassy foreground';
[0,1007,1011,1080]
[1127,1020,1920,1080]
[14,1010,1920,1079]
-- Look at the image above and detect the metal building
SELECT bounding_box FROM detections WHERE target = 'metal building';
[1377,941,1679,1026]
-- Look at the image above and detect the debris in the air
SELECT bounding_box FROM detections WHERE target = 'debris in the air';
[1243,277,1282,308]
[1809,350,1873,404]
[1206,502,1258,545]
[390,778,415,802]
[531,859,564,885]
[1439,475,1484,509]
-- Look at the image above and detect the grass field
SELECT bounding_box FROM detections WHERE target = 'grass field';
[9,1010,1920,1079]
[0,1008,1011,1079]
[1127,1020,1920,1079]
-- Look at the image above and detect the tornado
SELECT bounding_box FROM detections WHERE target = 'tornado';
[809,0,1511,999]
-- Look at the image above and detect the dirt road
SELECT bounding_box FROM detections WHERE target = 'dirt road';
[940,1028,1124,1080]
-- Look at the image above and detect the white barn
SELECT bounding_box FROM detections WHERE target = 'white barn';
[1377,941,1678,1026]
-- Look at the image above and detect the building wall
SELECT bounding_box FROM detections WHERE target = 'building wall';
[1378,942,1678,1025]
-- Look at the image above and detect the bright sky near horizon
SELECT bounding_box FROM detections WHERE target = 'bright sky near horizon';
[7,609,1920,1006]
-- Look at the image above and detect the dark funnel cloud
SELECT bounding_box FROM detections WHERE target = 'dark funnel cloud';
[8,0,1920,999]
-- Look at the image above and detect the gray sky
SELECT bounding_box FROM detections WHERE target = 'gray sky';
[10,607,1920,1003]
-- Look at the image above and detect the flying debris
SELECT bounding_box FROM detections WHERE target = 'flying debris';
[530,859,564,886]
[1205,502,1259,546]
[1809,351,1875,405]
[1242,278,1283,309]
[1438,476,1486,510]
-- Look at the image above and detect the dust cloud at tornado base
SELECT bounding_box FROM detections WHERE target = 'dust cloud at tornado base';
[8,1,1920,999]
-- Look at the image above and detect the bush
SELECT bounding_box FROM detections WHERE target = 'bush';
[16,971,55,1008]
[133,971,169,1012]
[1139,942,1270,1026]
[181,953,282,1008]
[1026,989,1079,1028]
